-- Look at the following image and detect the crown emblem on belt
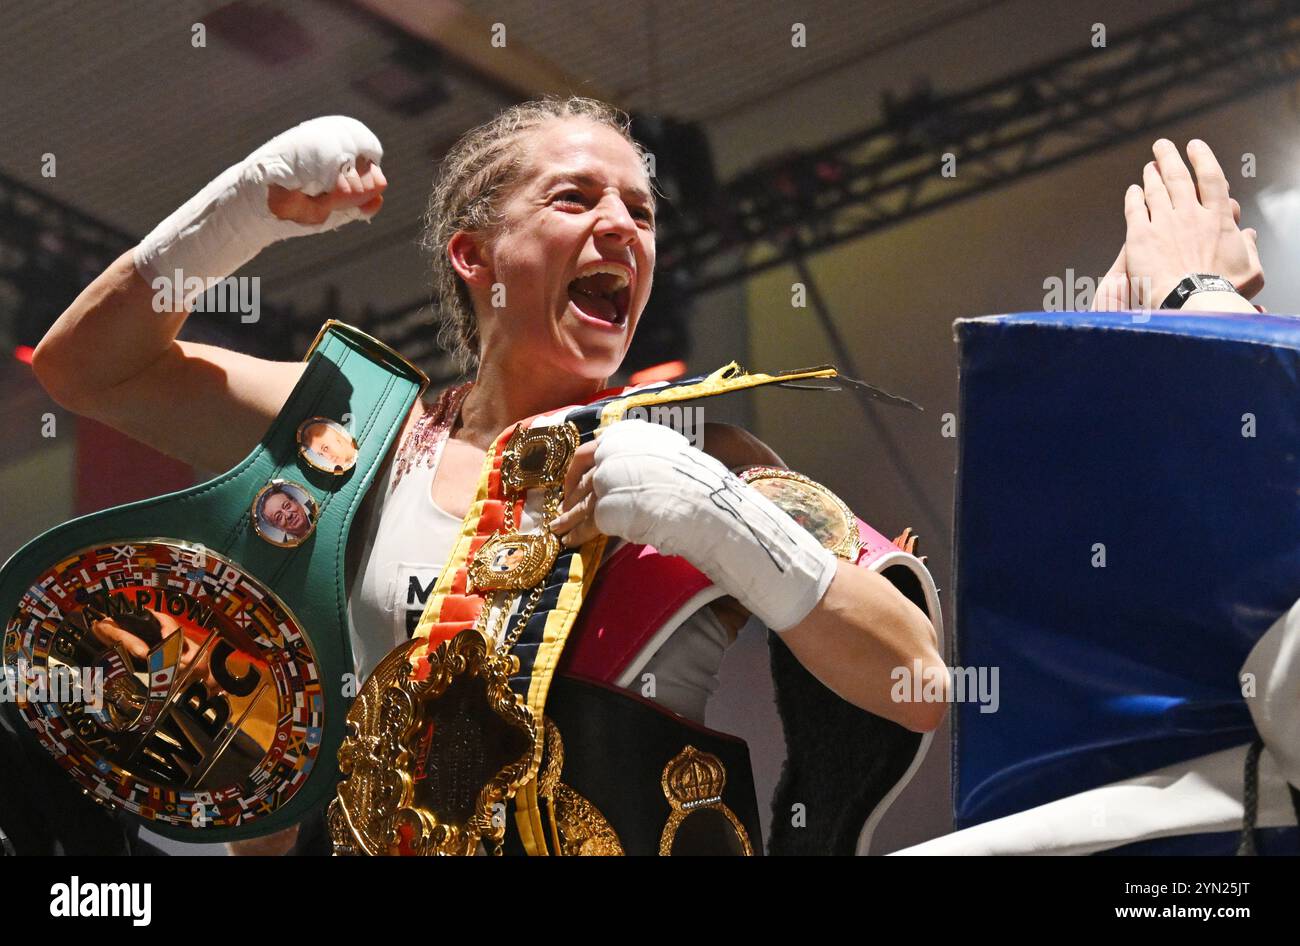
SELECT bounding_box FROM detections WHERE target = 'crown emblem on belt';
[662,746,727,809]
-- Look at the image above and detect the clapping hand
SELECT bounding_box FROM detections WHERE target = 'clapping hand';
[1092,139,1262,311]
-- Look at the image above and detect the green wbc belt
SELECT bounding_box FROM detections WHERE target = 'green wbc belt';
[0,321,426,841]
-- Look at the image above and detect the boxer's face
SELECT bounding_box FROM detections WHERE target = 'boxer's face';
[479,118,655,380]
[263,491,310,538]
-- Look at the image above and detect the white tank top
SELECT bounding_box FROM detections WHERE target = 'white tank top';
[345,384,730,723]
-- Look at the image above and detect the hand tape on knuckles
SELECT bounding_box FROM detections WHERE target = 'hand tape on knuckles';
[591,419,837,632]
[134,116,383,305]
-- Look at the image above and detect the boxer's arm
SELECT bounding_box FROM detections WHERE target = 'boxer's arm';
[32,251,306,471]
[555,420,948,732]
[780,560,944,731]
[32,117,386,471]
[699,423,781,637]
[701,423,945,732]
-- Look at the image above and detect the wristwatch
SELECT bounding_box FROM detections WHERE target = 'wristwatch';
[1160,273,1238,310]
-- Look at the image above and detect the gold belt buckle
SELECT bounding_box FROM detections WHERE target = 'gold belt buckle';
[332,420,583,855]
[468,422,579,593]
[329,631,536,856]
[499,421,580,492]
[468,531,560,592]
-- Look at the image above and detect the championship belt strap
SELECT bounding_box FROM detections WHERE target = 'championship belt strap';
[331,361,841,855]
[506,674,765,856]
[0,321,426,841]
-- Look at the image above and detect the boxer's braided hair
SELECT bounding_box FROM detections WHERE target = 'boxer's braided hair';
[421,96,649,375]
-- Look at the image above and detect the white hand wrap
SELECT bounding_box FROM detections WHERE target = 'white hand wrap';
[133,115,383,306]
[591,419,838,632]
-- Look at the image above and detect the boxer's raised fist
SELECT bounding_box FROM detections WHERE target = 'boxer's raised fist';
[267,154,386,226]
[134,115,387,305]
[251,115,381,195]
[255,115,386,224]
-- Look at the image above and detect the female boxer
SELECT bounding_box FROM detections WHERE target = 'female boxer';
[31,99,947,802]
[38,100,945,722]
[24,100,1265,855]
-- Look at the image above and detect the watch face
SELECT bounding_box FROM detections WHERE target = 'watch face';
[1,540,324,831]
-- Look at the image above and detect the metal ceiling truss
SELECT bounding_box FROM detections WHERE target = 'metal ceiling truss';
[5,0,1298,363]
[660,0,1300,292]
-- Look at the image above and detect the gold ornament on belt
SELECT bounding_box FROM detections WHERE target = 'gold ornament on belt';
[659,745,753,856]
[738,467,862,560]
[330,421,581,856]
[329,633,535,856]
[536,718,624,856]
[467,422,578,593]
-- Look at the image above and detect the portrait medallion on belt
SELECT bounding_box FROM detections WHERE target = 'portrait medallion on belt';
[251,480,319,548]
[296,416,358,475]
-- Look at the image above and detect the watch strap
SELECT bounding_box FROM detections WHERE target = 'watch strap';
[1161,273,1238,310]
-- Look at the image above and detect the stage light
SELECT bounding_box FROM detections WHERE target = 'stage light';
[629,360,687,385]
[206,1,315,64]
[13,345,34,365]
[353,39,449,117]
[1258,180,1300,234]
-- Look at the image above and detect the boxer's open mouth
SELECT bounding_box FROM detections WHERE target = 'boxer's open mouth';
[568,263,631,326]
